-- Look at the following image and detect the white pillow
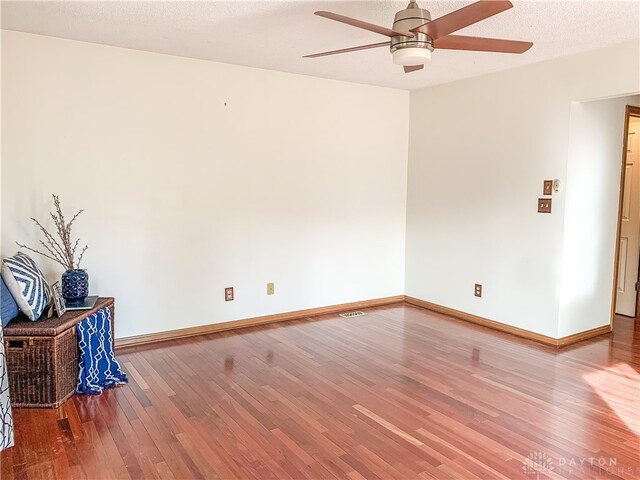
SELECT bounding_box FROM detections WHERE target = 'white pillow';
[1,253,50,321]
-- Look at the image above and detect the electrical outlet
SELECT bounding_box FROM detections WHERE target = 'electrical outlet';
[474,284,482,297]
[225,287,234,301]
[538,198,552,213]
[267,282,275,295]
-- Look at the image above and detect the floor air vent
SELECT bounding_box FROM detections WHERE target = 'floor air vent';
[339,311,366,318]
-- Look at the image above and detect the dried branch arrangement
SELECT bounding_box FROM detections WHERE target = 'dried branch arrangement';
[17,194,88,271]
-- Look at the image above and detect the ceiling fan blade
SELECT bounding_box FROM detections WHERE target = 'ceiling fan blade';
[303,41,391,58]
[411,0,513,40]
[403,65,424,73]
[314,11,413,38]
[434,35,532,53]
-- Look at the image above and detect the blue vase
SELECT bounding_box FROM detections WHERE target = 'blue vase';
[61,269,89,305]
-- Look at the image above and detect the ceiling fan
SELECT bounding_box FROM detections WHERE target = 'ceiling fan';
[304,0,533,73]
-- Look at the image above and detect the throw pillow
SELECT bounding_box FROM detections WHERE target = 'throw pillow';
[1,253,51,321]
[0,276,19,328]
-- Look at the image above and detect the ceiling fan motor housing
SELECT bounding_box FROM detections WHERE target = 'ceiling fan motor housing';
[391,1,434,66]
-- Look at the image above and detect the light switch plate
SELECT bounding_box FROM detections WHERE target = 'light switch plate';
[543,180,553,195]
[538,198,552,213]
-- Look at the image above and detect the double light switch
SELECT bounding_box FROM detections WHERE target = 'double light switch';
[538,179,555,214]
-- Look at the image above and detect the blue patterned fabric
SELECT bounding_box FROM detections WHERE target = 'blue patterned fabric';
[76,307,128,395]
[1,277,19,328]
[1,253,50,321]
[0,326,14,451]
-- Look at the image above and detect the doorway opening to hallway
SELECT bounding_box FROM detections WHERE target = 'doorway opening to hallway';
[614,105,640,318]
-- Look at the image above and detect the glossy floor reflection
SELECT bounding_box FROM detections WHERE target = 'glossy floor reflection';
[1,304,638,479]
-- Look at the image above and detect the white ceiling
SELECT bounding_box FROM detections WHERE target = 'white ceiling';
[2,1,639,90]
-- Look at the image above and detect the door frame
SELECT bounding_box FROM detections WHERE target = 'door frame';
[611,105,640,327]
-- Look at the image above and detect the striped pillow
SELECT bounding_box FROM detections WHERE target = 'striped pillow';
[1,253,51,321]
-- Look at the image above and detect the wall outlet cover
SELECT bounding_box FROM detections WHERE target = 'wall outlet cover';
[225,287,234,301]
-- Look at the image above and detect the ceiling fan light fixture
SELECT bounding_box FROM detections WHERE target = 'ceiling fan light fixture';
[392,47,431,66]
[305,1,532,74]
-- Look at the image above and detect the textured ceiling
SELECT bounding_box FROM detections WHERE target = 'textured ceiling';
[2,1,639,90]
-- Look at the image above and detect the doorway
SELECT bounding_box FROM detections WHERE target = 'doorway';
[614,105,640,317]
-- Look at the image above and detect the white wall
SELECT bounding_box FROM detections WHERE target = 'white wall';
[559,95,640,337]
[1,31,409,339]
[406,40,640,338]
[4,29,639,342]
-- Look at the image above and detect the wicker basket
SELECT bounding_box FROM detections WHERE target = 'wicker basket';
[5,328,78,407]
[3,297,114,408]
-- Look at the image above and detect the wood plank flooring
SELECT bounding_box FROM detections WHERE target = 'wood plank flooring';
[1,304,639,479]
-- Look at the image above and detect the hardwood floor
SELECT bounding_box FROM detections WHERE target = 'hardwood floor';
[1,304,639,479]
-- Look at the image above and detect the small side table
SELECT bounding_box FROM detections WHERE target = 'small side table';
[3,297,115,408]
